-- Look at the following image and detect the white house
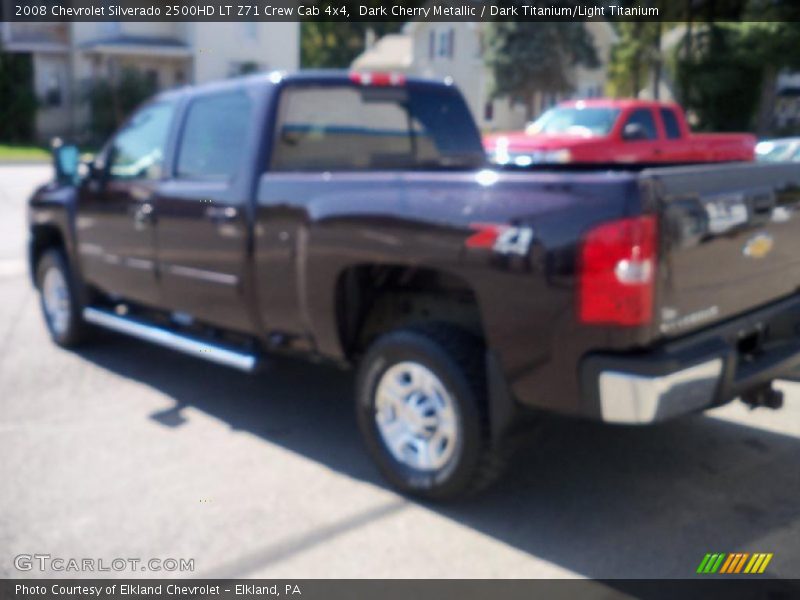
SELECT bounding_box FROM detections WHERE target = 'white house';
[776,72,800,131]
[0,18,299,140]
[352,21,617,131]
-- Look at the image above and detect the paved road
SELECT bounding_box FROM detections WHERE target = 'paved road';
[1,165,799,580]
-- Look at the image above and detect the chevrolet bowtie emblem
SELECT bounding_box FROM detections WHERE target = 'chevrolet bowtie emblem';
[743,234,774,259]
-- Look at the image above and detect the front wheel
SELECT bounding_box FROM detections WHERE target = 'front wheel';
[355,324,505,500]
[36,249,91,347]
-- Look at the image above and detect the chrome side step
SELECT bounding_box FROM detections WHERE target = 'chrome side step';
[83,307,258,372]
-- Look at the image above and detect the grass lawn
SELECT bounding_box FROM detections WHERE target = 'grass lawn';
[0,144,50,162]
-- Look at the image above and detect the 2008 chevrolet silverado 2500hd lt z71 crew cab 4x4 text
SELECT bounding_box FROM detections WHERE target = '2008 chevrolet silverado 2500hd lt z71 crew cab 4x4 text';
[29,71,800,499]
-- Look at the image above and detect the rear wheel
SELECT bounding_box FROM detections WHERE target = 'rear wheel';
[37,249,90,347]
[356,324,506,500]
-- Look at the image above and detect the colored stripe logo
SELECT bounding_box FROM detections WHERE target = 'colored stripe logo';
[697,553,773,574]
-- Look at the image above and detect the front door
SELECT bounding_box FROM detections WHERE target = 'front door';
[75,101,176,307]
[619,107,663,163]
[155,88,255,332]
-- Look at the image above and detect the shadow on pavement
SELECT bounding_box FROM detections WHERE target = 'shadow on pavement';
[76,333,800,579]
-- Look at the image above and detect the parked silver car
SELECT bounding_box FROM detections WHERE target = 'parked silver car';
[756,137,800,162]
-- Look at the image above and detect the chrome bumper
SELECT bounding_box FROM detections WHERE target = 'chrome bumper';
[598,359,724,424]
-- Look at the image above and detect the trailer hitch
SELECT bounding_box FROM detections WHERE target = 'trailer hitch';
[741,384,784,410]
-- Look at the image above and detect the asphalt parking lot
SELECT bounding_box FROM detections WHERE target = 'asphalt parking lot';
[1,164,799,580]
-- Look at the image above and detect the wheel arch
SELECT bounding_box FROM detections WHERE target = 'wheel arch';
[334,263,486,362]
[29,224,67,286]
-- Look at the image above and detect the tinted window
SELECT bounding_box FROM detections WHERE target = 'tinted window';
[109,102,175,180]
[176,90,253,179]
[623,109,658,141]
[660,108,682,139]
[270,84,485,171]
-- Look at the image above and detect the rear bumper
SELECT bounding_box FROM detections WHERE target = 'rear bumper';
[580,293,800,424]
[597,359,723,423]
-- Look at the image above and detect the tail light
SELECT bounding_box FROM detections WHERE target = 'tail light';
[578,215,657,326]
[349,72,406,86]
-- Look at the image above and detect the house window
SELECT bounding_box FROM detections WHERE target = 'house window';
[44,69,62,107]
[430,27,454,60]
[484,101,494,122]
[438,29,453,58]
[228,61,261,77]
[106,57,119,81]
[145,69,159,90]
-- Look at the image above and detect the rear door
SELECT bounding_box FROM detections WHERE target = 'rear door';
[650,163,800,338]
[656,107,694,162]
[155,87,257,332]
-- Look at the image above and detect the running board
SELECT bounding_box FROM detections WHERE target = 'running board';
[83,307,258,372]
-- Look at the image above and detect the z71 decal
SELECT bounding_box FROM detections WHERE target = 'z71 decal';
[465,224,534,256]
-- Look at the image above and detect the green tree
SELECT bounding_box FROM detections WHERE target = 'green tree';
[301,22,404,68]
[668,1,800,133]
[675,20,800,133]
[738,21,800,134]
[483,22,598,119]
[675,25,762,132]
[0,46,37,142]
[607,22,664,98]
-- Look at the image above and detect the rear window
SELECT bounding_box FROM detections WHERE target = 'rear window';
[176,90,253,180]
[270,84,485,171]
[660,108,682,139]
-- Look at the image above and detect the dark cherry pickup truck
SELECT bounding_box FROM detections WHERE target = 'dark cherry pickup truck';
[29,71,800,499]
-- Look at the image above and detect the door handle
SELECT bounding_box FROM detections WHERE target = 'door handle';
[133,202,155,229]
[205,206,239,222]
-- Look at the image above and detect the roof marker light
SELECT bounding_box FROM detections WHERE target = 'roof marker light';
[349,72,406,86]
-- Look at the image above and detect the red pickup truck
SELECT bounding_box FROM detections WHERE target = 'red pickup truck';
[485,99,756,166]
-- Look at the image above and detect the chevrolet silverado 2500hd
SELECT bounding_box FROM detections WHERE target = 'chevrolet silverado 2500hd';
[29,71,800,499]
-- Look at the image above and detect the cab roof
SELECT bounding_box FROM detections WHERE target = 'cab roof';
[153,69,452,103]
[557,98,682,110]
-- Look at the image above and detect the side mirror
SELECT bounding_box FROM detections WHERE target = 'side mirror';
[51,140,80,184]
[622,123,650,141]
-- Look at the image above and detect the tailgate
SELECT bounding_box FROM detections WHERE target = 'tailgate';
[643,163,800,338]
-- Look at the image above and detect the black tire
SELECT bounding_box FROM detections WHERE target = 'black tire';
[36,249,91,347]
[356,323,506,500]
